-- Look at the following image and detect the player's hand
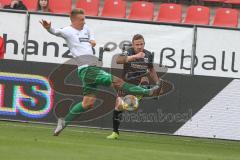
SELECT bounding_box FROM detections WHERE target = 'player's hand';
[89,40,96,47]
[39,20,51,30]
[134,52,145,59]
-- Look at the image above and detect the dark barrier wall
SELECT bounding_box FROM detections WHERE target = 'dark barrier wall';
[0,59,232,134]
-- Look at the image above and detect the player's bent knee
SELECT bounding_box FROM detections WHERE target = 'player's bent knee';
[82,95,96,109]
[115,97,124,111]
[112,76,125,88]
[82,101,95,110]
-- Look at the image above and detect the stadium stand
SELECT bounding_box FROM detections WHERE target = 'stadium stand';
[156,3,182,23]
[224,0,240,4]
[49,0,72,14]
[184,5,210,25]
[0,0,239,28]
[37,0,51,12]
[213,8,238,27]
[101,0,126,18]
[22,0,38,11]
[75,0,99,16]
[199,0,226,3]
[0,0,11,6]
[128,1,154,21]
[2,0,27,10]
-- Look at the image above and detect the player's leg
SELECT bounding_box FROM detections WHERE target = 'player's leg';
[107,97,123,139]
[107,77,149,139]
[111,75,161,97]
[54,66,97,136]
[65,94,96,124]
[54,66,101,136]
[95,68,149,95]
[82,66,162,97]
[113,109,122,134]
[54,94,96,136]
[61,66,98,126]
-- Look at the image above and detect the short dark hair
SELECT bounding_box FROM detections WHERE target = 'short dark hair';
[70,8,85,18]
[132,34,144,43]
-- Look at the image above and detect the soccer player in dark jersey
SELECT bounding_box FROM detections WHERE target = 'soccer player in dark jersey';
[41,10,164,136]
[40,9,167,136]
[107,34,161,139]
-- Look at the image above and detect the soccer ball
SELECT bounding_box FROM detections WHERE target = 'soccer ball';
[121,95,139,111]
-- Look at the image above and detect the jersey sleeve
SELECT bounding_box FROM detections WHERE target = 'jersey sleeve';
[85,26,95,41]
[89,28,95,41]
[146,51,154,69]
[48,27,66,38]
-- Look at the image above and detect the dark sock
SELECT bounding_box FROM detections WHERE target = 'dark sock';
[113,110,122,134]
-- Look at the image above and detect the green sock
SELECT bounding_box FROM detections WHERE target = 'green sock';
[65,102,85,126]
[122,82,150,95]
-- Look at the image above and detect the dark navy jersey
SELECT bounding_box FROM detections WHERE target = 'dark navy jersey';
[123,48,153,84]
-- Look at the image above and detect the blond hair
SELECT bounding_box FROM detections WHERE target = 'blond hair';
[70,8,85,18]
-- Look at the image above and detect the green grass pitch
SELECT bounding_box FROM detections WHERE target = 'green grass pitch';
[0,121,239,160]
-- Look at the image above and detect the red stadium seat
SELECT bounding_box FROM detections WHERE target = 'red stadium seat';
[76,0,99,16]
[22,0,38,11]
[49,0,72,14]
[0,36,5,59]
[224,0,240,4]
[184,5,210,25]
[199,0,225,2]
[128,1,154,21]
[156,3,182,23]
[101,0,126,18]
[0,0,11,6]
[213,8,238,28]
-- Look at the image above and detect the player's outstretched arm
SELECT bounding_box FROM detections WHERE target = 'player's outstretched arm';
[39,19,63,37]
[116,54,128,64]
[116,51,145,64]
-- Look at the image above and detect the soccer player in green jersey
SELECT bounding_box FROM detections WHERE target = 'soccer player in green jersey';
[40,9,162,136]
